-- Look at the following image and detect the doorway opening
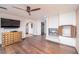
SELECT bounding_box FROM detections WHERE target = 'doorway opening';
[41,22,45,35]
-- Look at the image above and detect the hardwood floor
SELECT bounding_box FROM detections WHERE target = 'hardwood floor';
[0,35,77,54]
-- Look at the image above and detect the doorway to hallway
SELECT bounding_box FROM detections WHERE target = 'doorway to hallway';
[41,22,45,35]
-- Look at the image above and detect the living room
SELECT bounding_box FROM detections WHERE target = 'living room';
[0,4,79,54]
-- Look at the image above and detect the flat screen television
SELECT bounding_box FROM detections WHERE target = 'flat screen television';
[1,18,20,28]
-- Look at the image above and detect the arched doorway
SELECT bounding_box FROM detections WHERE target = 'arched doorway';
[26,22,33,35]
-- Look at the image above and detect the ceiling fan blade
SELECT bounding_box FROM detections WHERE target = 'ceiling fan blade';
[31,8,40,11]
[0,6,7,10]
[13,6,25,11]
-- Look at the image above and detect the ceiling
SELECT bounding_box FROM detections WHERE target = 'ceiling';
[0,4,79,19]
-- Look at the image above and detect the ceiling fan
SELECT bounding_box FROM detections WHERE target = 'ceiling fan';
[13,6,41,15]
[0,6,7,10]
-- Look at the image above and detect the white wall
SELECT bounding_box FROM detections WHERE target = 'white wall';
[48,15,59,28]
[59,11,76,26]
[36,20,41,35]
[76,8,79,53]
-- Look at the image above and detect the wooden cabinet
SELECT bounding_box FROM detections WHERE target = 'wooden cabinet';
[58,25,76,38]
[2,32,22,47]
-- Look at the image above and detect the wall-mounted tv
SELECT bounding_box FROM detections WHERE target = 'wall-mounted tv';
[1,18,20,28]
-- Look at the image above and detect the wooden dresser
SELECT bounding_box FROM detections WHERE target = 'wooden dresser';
[2,32,22,47]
